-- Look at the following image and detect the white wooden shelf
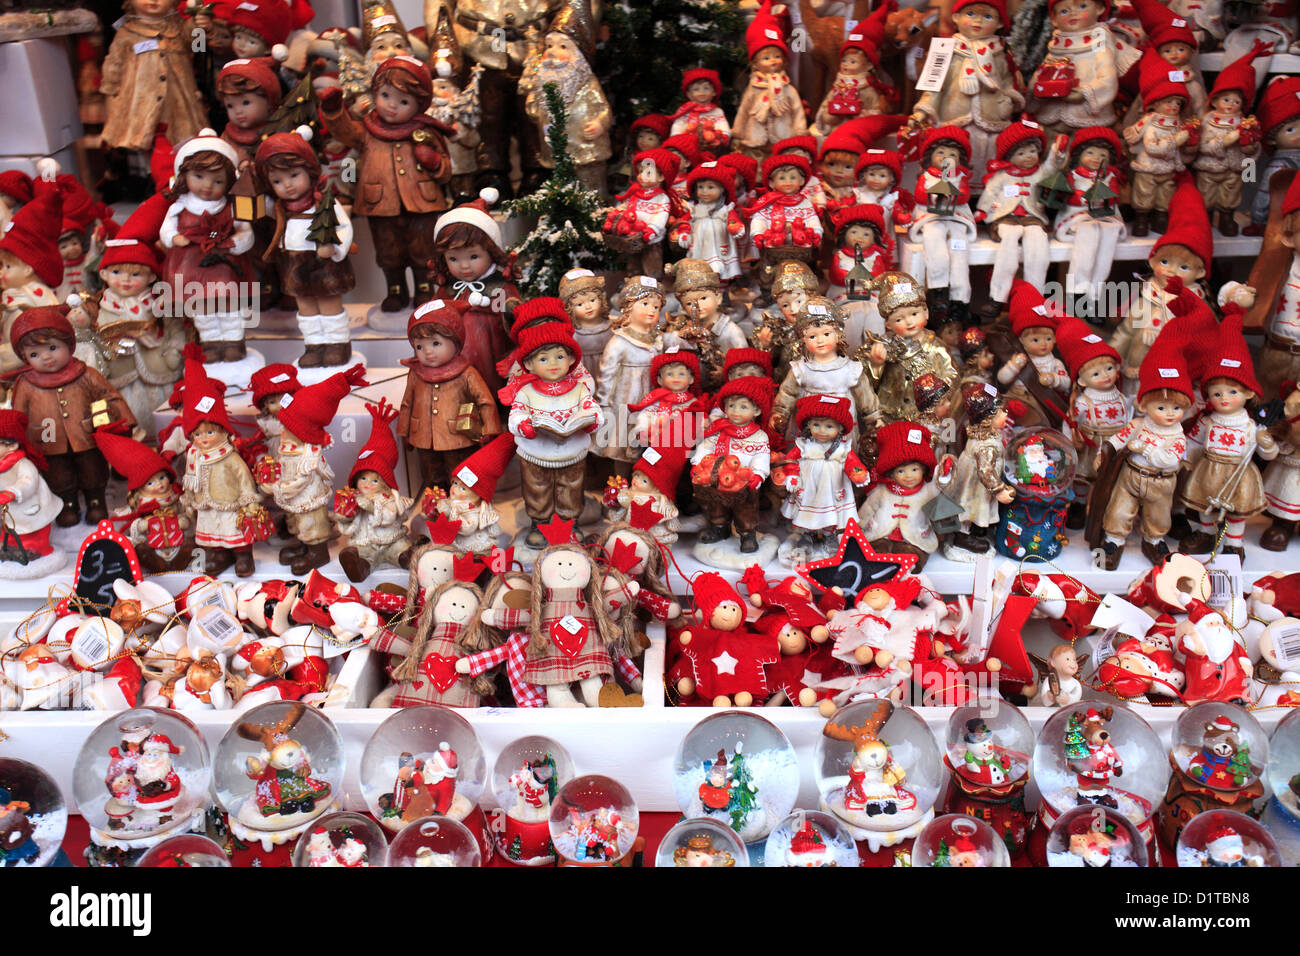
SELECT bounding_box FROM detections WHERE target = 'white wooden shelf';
[1199,51,1300,72]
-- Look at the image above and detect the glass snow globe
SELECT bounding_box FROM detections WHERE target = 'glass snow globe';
[1176,810,1280,867]
[292,811,389,867]
[1266,708,1300,821]
[490,735,574,866]
[655,817,748,868]
[913,814,1010,867]
[672,710,799,847]
[766,810,859,867]
[361,706,486,833]
[549,774,640,866]
[1003,427,1076,499]
[1045,804,1147,867]
[389,816,482,867]
[213,701,342,850]
[815,700,942,849]
[137,834,230,867]
[1171,703,1266,794]
[72,707,210,866]
[0,757,67,867]
[945,698,1033,790]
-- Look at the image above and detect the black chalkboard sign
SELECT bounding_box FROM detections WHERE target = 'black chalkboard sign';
[73,521,142,614]
[795,519,916,605]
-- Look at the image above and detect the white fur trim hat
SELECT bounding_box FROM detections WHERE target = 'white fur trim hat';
[173,128,241,176]
[432,187,502,248]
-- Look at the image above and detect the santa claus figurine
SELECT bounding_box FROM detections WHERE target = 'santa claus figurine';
[420,742,459,816]
[1204,822,1264,867]
[133,733,184,818]
[1176,600,1253,705]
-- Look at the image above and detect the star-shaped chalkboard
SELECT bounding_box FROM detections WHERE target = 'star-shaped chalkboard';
[795,518,917,605]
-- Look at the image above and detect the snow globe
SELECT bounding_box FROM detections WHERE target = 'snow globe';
[766,810,859,867]
[995,427,1076,560]
[1031,702,1168,865]
[490,735,574,866]
[816,699,942,855]
[655,817,748,867]
[1176,810,1281,867]
[1159,703,1267,848]
[1262,708,1300,865]
[549,774,640,867]
[361,706,487,833]
[0,757,67,867]
[137,834,230,867]
[212,701,342,851]
[389,816,483,867]
[292,811,389,867]
[72,707,211,866]
[672,710,799,859]
[1045,804,1147,867]
[913,814,1010,867]
[942,697,1034,852]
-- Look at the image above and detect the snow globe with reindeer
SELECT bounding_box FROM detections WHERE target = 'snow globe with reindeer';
[766,810,859,867]
[655,817,748,867]
[913,814,1010,867]
[1177,809,1281,867]
[490,735,574,866]
[672,710,799,861]
[72,707,210,866]
[212,700,342,851]
[1261,708,1300,865]
[942,697,1035,854]
[389,815,483,867]
[1045,804,1147,867]
[815,699,942,857]
[292,811,389,867]
[0,757,67,867]
[549,774,640,867]
[995,427,1076,561]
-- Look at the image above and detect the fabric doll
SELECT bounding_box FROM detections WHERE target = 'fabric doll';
[0,411,62,565]
[673,572,779,706]
[858,420,945,569]
[863,271,957,424]
[559,268,611,383]
[670,258,747,391]
[603,444,688,546]
[597,522,682,624]
[603,149,683,278]
[778,395,871,551]
[908,126,975,323]
[1193,45,1265,236]
[334,399,415,582]
[597,275,671,473]
[0,186,62,373]
[670,68,731,151]
[671,163,746,283]
[812,5,894,137]
[746,153,824,254]
[997,281,1072,427]
[1248,75,1300,235]
[95,427,193,573]
[948,382,1015,555]
[430,433,515,555]
[380,580,489,708]
[1054,126,1127,306]
[691,377,773,552]
[732,0,806,160]
[1123,54,1194,236]
[827,204,892,305]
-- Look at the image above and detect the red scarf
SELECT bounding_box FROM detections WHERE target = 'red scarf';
[703,418,760,442]
[612,183,686,229]
[882,477,926,496]
[401,354,471,384]
[15,358,86,389]
[498,367,586,406]
[744,190,803,218]
[0,447,42,474]
[982,161,1039,187]
[223,122,263,147]
[627,387,700,413]
[670,100,716,120]
[362,111,453,171]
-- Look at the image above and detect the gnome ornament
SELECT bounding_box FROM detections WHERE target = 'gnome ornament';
[334,399,415,582]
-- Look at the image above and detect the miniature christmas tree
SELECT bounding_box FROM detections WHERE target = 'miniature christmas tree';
[508,834,523,860]
[504,82,616,296]
[1064,713,1089,760]
[307,183,341,247]
[726,744,760,832]
[1009,0,1052,80]
[933,838,952,866]
[1229,744,1253,787]
[267,73,321,140]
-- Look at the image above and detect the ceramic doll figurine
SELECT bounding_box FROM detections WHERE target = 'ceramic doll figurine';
[56,179,109,301]
[851,148,913,238]
[976,122,1069,320]
[1123,61,1194,237]
[947,383,1015,556]
[674,572,779,707]
[863,272,957,424]
[603,149,682,278]
[95,427,193,573]
[1054,126,1127,306]
[996,281,1071,427]
[160,131,255,364]
[1027,644,1084,706]
[858,421,947,569]
[628,349,706,454]
[827,204,892,306]
[0,186,62,373]
[376,581,488,708]
[909,126,975,323]
[502,314,601,548]
[597,523,682,624]
[669,259,747,391]
[664,132,702,201]
[778,395,871,555]
[746,154,824,258]
[236,703,332,823]
[333,400,414,582]
[1256,174,1300,401]
[955,326,995,411]
[1131,0,1207,117]
[8,306,135,527]
[628,113,672,161]
[911,373,953,457]
[672,164,746,284]
[811,6,893,137]
[671,68,731,151]
[1247,76,1300,235]
[558,269,611,383]
[908,0,1025,178]
[691,377,773,553]
[748,261,816,381]
[597,276,670,474]
[817,120,874,212]
[216,56,281,167]
[732,0,805,160]
[0,411,62,571]
[1260,381,1300,549]
[320,56,453,312]
[603,444,688,546]
[1194,46,1265,236]
[428,433,514,556]
[0,170,33,237]
[1027,0,1141,141]
[1056,317,1129,530]
[397,298,503,501]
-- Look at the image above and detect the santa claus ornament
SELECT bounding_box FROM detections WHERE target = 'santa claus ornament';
[387,815,483,868]
[489,736,574,866]
[765,809,859,867]
[1176,810,1281,867]
[71,708,210,867]
[292,811,389,868]
[912,813,1010,867]
[1044,804,1147,868]
[655,817,747,868]
[0,757,67,868]
[941,700,1034,856]
[994,427,1077,560]
[549,774,641,867]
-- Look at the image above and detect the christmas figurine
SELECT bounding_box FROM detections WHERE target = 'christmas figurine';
[732,0,805,160]
[1254,161,1300,400]
[95,427,193,573]
[236,703,332,825]
[629,113,671,157]
[379,580,488,708]
[749,261,817,383]
[817,117,889,211]
[603,149,682,278]
[822,701,918,821]
[1187,715,1258,789]
[858,421,947,569]
[1125,56,1197,237]
[1064,706,1124,808]
[596,275,671,473]
[0,169,33,235]
[674,572,779,706]
[909,126,975,322]
[672,163,746,283]
[0,411,62,572]
[1193,44,1264,236]
[1056,316,1128,527]
[334,399,414,582]
[216,55,281,167]
[602,444,688,546]
[811,4,894,137]
[428,433,515,556]
[0,185,62,373]
[1247,76,1300,235]
[628,349,706,454]
[1130,0,1206,116]
[863,272,957,424]
[691,377,773,553]
[851,147,913,238]
[771,297,879,440]
[827,204,892,306]
[746,154,824,257]
[1054,126,1126,306]
[670,68,731,151]
[558,268,610,383]
[947,383,1015,556]
[1175,601,1253,704]
[778,395,871,555]
[997,281,1071,427]
[1260,380,1300,549]
[1027,644,1084,706]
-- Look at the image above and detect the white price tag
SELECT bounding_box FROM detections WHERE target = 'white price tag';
[559,615,582,635]
[1004,184,1019,197]
[1159,367,1178,378]
[950,238,967,251]
[907,428,923,444]
[372,13,397,25]
[1032,304,1048,316]
[1083,334,1102,343]
[1222,359,1242,367]
[565,268,595,279]
[195,396,215,413]
[1090,594,1153,640]
[72,619,111,668]
[279,393,293,407]
[270,373,290,384]
[642,447,662,464]
[196,608,243,651]
[1089,626,1120,674]
[457,466,478,486]
[665,345,680,354]
[133,39,159,54]
[915,37,956,92]
[640,276,658,288]
[896,282,913,295]
[358,449,373,460]
[808,303,829,316]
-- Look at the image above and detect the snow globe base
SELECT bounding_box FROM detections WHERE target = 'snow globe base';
[86,807,206,864]
[366,304,411,334]
[292,350,369,387]
[776,533,839,569]
[494,815,556,866]
[693,532,780,571]
[819,797,934,854]
[202,348,266,391]
[941,776,1031,855]
[228,797,337,852]
[0,549,67,580]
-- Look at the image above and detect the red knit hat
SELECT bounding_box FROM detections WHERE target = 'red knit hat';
[663,133,702,169]
[839,0,894,65]
[8,305,74,351]
[632,442,688,496]
[277,365,368,447]
[250,363,302,408]
[953,0,1009,25]
[821,114,907,162]
[1137,336,1194,404]
[1152,176,1212,267]
[692,571,744,621]
[995,118,1047,160]
[856,147,902,183]
[1069,125,1123,161]
[0,170,33,206]
[918,125,971,162]
[686,162,736,202]
[1133,0,1196,48]
[1199,310,1261,394]
[58,175,108,237]
[1055,316,1120,381]
[454,432,515,502]
[218,56,285,109]
[762,152,811,185]
[831,203,889,249]
[1259,76,1300,135]
[795,394,855,432]
[1138,48,1190,109]
[1008,280,1062,336]
[651,347,701,387]
[349,399,400,489]
[714,376,773,419]
[0,185,62,288]
[874,420,937,480]
[718,153,758,191]
[94,427,174,491]
[227,0,292,47]
[1209,41,1269,103]
[182,348,239,437]
[408,298,466,343]
[372,56,433,110]
[509,296,572,342]
[681,68,722,97]
[746,0,789,59]
[722,347,772,379]
[632,148,680,186]
[99,191,168,272]
[516,320,582,365]
[774,135,819,159]
[629,113,672,142]
[0,410,44,470]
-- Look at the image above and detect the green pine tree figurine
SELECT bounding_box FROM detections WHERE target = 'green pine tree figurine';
[726,744,760,833]
[266,73,321,140]
[1229,744,1253,787]
[933,838,952,867]
[307,183,341,248]
[508,834,523,860]
[1064,713,1090,760]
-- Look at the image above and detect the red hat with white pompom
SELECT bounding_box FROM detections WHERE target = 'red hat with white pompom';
[144,733,182,754]
[218,54,286,108]
[226,0,293,48]
[99,191,168,272]
[433,187,504,254]
[0,185,63,289]
[173,129,241,178]
[254,125,320,177]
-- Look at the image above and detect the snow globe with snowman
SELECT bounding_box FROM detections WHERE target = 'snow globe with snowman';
[766,810,859,867]
[942,698,1034,854]
[672,710,799,864]
[490,735,574,866]
[1176,809,1280,867]
[1045,804,1147,867]
[655,817,748,867]
[0,757,67,868]
[913,814,1010,867]
[292,811,389,867]
[549,774,641,867]
[1261,708,1300,865]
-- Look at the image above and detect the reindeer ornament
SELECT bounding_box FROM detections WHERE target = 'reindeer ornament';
[231,702,334,842]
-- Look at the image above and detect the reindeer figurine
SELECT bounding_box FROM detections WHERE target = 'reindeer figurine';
[822,700,916,818]
[237,702,333,821]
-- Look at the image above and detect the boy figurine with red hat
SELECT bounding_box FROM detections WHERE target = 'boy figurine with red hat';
[672,163,746,282]
[747,154,823,254]
[603,444,687,545]
[603,149,682,278]
[0,410,63,570]
[428,432,514,555]
[1123,55,1195,236]
[908,0,1025,177]
[778,395,870,556]
[909,127,975,323]
[732,0,805,160]
[629,113,672,156]
[671,68,731,151]
[858,420,947,569]
[1247,76,1300,234]
[262,364,368,575]
[691,376,772,554]
[55,176,111,301]
[827,204,892,306]
[947,382,1015,555]
[96,425,193,573]
[334,398,415,582]
[1057,315,1128,528]
[0,169,33,235]
[397,298,504,501]
[0,185,62,373]
[819,116,903,210]
[225,0,295,62]
[850,147,913,238]
[1053,126,1127,308]
[8,305,136,527]
[629,347,707,452]
[864,272,957,424]
[811,4,895,137]
[1130,0,1206,116]
[996,280,1071,426]
[216,55,284,167]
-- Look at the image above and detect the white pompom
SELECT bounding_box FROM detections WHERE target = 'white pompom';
[34,157,60,180]
[66,293,82,308]
[295,124,314,143]
[479,186,500,206]
[272,43,289,63]
[198,127,217,137]
[435,59,452,78]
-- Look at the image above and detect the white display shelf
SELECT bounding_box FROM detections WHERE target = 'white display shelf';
[1199,51,1300,72]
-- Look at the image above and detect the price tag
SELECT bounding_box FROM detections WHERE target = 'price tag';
[372,12,397,26]
[270,372,291,384]
[1222,358,1242,368]
[71,619,112,668]
[1089,626,1120,673]
[457,465,478,487]
[195,396,215,413]
[643,447,662,464]
[896,282,913,295]
[133,39,159,54]
[1083,334,1102,344]
[1090,593,1153,640]
[1272,622,1300,669]
[280,393,293,407]
[194,607,243,651]
[559,615,583,634]
[907,429,923,444]
[950,238,967,251]
[565,268,595,279]
[1159,367,1178,378]
[915,37,956,92]
[1004,184,1019,197]
[640,276,658,288]
[808,303,829,316]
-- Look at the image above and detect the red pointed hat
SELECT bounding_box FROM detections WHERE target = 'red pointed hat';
[277,365,368,447]
[347,398,401,489]
[663,133,702,169]
[746,0,790,59]
[250,363,302,407]
[633,443,688,496]
[1055,316,1120,380]
[722,347,772,379]
[0,184,62,288]
[1008,279,1063,336]
[1152,176,1212,267]
[717,153,758,191]
[795,394,855,432]
[1137,47,1190,108]
[0,170,32,205]
[1137,336,1193,404]
[874,420,936,480]
[227,0,293,47]
[94,427,174,491]
[1258,75,1300,133]
[0,410,44,470]
[58,175,109,236]
[1283,166,1300,217]
[821,114,907,160]
[454,432,516,502]
[1209,41,1268,102]
[1199,310,1261,394]
[182,347,240,437]
[693,571,744,620]
[100,191,169,272]
[839,0,895,65]
[1133,0,1197,48]
[150,127,176,191]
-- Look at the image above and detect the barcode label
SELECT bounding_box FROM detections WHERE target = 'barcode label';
[915,37,956,92]
[197,586,231,612]
[1208,569,1232,608]
[1273,624,1300,669]
[198,609,242,649]
[1090,626,1119,673]
[72,620,110,666]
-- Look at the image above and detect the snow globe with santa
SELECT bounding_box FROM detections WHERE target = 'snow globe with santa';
[0,757,67,867]
[361,706,487,836]
[549,774,641,867]
[389,815,483,867]
[765,810,859,867]
[913,814,1010,867]
[490,735,574,866]
[1159,702,1267,849]
[212,700,343,851]
[655,817,748,868]
[672,710,799,861]
[815,699,942,859]
[995,427,1076,561]
[942,697,1034,853]
[137,834,231,867]
[292,811,389,867]
[72,707,211,866]
[1176,809,1280,867]
[1029,702,1169,865]
[1261,708,1300,865]
[1045,804,1146,867]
